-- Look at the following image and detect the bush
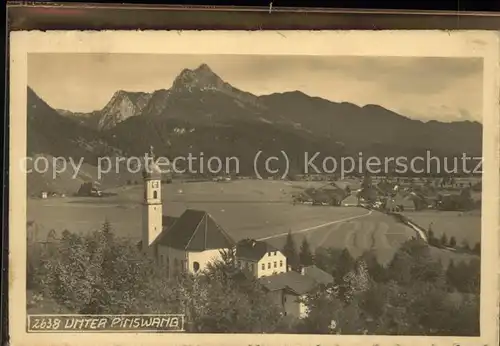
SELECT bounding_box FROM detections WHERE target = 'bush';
[30,222,284,333]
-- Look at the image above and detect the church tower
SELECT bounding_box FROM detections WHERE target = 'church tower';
[142,146,163,253]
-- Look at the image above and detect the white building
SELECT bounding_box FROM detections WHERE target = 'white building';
[235,239,287,278]
[140,148,235,276]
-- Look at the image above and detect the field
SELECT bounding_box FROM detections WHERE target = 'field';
[27,179,480,265]
[28,180,344,239]
[402,210,481,246]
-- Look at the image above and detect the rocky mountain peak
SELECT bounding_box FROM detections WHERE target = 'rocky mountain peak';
[172,63,226,92]
[97,90,152,130]
[107,90,151,106]
[194,63,215,75]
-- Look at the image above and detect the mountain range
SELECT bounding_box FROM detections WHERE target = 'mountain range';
[27,63,482,194]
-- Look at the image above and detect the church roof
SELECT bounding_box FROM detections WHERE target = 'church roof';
[162,215,179,229]
[152,209,235,251]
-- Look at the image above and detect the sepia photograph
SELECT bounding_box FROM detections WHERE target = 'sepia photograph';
[8,31,500,346]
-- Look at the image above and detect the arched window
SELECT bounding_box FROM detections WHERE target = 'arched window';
[193,261,200,272]
[153,191,158,199]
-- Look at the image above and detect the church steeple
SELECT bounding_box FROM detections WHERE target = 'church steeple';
[143,145,162,180]
[142,145,163,252]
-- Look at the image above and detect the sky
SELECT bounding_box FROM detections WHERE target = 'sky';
[28,53,483,123]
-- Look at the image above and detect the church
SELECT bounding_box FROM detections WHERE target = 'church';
[140,148,235,276]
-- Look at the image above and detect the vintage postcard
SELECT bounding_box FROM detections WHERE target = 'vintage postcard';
[8,30,500,346]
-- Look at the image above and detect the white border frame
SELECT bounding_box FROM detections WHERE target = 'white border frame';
[9,30,500,346]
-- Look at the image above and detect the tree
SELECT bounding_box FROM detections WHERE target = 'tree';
[283,230,299,271]
[446,259,458,290]
[361,174,372,189]
[388,238,445,286]
[302,242,480,335]
[313,247,342,276]
[460,239,471,252]
[342,259,371,303]
[204,248,238,285]
[300,259,370,334]
[440,233,448,248]
[199,252,284,333]
[313,247,329,271]
[38,220,175,314]
[299,238,314,267]
[428,229,438,247]
[450,177,456,187]
[460,188,474,210]
[445,259,480,294]
[336,249,355,280]
[449,236,457,248]
[359,250,387,283]
[298,283,343,334]
[34,222,285,332]
[466,258,481,294]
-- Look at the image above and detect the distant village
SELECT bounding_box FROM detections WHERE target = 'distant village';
[34,170,481,213]
[291,174,481,213]
[36,182,105,199]
[28,162,482,320]
[133,156,481,319]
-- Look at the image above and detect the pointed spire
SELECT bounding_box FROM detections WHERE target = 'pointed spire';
[149,145,155,159]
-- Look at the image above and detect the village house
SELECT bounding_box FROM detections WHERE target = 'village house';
[385,192,419,212]
[341,193,359,207]
[139,148,235,276]
[235,239,287,278]
[258,265,334,318]
[375,181,396,196]
[357,186,379,203]
[77,182,102,197]
[297,187,346,206]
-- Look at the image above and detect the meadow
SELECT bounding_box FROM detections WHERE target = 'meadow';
[27,179,480,265]
[402,210,481,246]
[27,180,362,241]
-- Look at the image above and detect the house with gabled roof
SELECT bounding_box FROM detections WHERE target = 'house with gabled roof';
[258,265,334,318]
[139,147,235,276]
[341,193,359,207]
[235,239,287,278]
